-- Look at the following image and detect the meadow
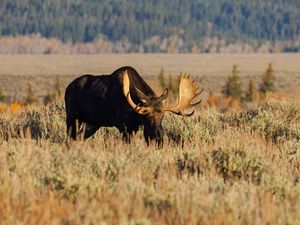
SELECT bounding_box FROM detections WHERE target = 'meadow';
[1,53,300,101]
[0,54,300,225]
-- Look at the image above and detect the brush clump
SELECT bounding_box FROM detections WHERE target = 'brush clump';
[0,97,300,225]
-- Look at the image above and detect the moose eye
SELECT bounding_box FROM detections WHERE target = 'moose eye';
[140,99,148,105]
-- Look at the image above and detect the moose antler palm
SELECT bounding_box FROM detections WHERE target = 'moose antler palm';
[164,74,203,116]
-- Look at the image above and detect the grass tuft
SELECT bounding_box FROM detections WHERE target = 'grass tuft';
[1,97,300,224]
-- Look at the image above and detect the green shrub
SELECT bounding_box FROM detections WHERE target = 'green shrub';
[0,99,66,142]
[222,65,242,99]
[259,63,276,94]
[164,109,220,145]
[211,147,268,184]
[221,98,300,143]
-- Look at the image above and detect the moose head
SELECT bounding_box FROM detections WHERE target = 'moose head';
[122,71,203,145]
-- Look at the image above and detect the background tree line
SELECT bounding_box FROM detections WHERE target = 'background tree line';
[0,0,300,53]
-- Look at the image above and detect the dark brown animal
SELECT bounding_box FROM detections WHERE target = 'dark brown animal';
[65,66,202,146]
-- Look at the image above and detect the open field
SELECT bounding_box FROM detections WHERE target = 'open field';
[1,54,300,101]
[1,98,300,224]
[1,54,300,224]
[1,54,300,77]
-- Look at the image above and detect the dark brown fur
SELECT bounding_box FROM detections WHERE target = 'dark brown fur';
[65,66,165,145]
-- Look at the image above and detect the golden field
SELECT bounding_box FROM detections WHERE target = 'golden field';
[1,53,300,101]
[1,54,300,77]
[0,54,300,225]
[1,98,300,225]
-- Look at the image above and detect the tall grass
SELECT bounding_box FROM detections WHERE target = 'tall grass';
[0,98,300,225]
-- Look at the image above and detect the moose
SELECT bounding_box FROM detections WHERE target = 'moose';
[65,66,202,146]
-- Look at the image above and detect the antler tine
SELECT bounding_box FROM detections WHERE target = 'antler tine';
[173,110,195,117]
[193,88,204,101]
[190,98,203,107]
[164,74,203,117]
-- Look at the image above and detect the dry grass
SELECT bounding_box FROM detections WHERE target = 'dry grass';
[0,97,300,225]
[1,54,300,224]
[1,54,300,101]
[0,54,300,77]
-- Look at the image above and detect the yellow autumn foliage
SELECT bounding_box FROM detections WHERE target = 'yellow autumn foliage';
[9,102,23,113]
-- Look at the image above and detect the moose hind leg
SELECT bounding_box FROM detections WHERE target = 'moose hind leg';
[66,116,78,147]
[66,117,86,141]
[66,117,77,140]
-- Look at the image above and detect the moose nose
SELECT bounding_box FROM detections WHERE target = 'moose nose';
[144,120,164,147]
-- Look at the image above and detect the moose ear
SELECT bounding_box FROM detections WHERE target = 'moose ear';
[159,88,169,101]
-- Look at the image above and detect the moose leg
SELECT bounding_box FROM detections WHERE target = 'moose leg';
[66,117,87,141]
[117,124,133,143]
[66,116,78,147]
[66,116,77,140]
[122,131,132,143]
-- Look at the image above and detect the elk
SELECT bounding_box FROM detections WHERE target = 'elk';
[65,66,202,146]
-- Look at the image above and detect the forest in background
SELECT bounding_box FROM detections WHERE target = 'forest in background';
[0,0,300,53]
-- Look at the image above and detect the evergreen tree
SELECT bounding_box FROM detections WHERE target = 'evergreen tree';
[222,65,242,99]
[167,74,179,96]
[244,79,257,102]
[1,0,300,52]
[158,68,166,89]
[259,63,275,94]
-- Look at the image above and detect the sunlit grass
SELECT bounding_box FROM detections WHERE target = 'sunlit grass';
[0,97,300,225]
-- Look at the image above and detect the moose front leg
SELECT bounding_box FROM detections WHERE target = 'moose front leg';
[117,123,134,143]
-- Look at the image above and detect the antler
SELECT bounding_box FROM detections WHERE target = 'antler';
[122,70,151,115]
[164,74,203,116]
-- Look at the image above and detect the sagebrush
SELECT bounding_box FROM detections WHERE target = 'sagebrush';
[0,98,300,225]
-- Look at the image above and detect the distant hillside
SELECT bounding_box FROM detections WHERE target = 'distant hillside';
[1,0,300,53]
